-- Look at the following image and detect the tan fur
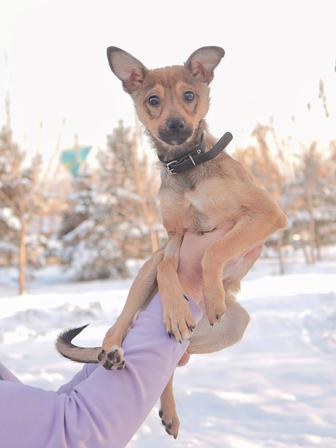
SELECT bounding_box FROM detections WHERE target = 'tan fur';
[101,46,288,438]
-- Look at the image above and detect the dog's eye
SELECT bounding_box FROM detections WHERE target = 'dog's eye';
[148,95,160,107]
[183,91,195,102]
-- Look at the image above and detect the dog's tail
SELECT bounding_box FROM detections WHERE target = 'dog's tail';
[56,325,101,364]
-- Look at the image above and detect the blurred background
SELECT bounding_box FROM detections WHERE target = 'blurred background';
[0,1,335,447]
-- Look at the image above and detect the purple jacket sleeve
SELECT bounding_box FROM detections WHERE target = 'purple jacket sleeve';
[0,362,23,383]
[56,363,98,396]
[0,293,201,448]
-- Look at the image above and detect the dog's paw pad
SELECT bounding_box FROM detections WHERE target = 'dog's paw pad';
[100,345,125,370]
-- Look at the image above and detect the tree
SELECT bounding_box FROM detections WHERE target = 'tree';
[291,141,336,262]
[0,124,42,294]
[234,123,291,273]
[60,121,161,280]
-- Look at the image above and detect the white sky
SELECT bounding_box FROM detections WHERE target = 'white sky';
[0,0,335,165]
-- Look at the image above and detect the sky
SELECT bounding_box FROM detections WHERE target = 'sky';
[0,0,335,168]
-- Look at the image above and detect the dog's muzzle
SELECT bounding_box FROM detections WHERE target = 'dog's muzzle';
[159,118,193,145]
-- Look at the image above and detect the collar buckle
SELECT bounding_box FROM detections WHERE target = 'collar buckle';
[166,160,178,175]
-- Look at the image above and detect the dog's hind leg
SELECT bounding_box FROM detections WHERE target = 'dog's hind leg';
[188,291,250,355]
[99,248,164,369]
[158,294,249,439]
[187,244,261,355]
[159,373,180,439]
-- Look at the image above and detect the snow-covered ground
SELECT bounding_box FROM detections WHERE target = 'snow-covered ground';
[0,257,336,448]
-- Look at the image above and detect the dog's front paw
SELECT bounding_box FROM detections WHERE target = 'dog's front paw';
[159,405,180,439]
[204,283,226,326]
[98,345,125,370]
[163,296,196,342]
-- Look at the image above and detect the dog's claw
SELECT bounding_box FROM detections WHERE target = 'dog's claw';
[163,294,196,343]
[204,286,227,324]
[159,404,180,439]
[117,361,126,370]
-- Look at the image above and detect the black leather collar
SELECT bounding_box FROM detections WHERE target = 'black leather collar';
[160,132,233,175]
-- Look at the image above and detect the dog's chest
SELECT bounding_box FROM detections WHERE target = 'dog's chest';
[160,176,241,233]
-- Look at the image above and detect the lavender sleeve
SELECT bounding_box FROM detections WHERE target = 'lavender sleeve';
[56,363,98,396]
[0,293,201,448]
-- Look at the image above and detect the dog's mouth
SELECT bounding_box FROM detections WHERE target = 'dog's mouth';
[158,127,193,146]
[149,120,206,162]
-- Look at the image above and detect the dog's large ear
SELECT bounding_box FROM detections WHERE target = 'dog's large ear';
[106,47,148,94]
[185,46,225,84]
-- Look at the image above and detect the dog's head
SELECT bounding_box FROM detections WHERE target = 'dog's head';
[106,46,224,151]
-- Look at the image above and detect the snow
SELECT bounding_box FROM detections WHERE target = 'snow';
[0,206,21,230]
[0,258,335,447]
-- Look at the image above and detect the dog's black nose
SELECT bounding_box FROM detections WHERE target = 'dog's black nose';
[166,118,185,133]
[159,117,192,145]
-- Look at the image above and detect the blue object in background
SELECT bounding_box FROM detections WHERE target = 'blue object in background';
[60,146,92,176]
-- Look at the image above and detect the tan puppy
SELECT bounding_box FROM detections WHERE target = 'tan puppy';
[57,46,287,438]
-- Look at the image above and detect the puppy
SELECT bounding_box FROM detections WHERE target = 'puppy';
[57,46,287,438]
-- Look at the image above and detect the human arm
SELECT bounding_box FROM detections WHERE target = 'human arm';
[0,293,201,448]
[0,224,248,448]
